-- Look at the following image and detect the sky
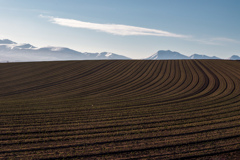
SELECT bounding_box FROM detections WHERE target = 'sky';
[0,0,240,59]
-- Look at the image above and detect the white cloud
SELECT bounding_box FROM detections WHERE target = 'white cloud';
[211,37,240,44]
[189,38,221,45]
[40,15,240,46]
[186,37,240,46]
[40,15,188,38]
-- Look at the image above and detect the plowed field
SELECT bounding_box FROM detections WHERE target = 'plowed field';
[0,60,240,159]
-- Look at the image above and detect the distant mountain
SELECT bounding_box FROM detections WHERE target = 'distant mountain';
[14,43,36,49]
[0,39,239,62]
[94,52,129,59]
[0,39,130,62]
[0,39,16,44]
[146,50,189,60]
[228,55,240,60]
[189,54,220,59]
[147,50,222,60]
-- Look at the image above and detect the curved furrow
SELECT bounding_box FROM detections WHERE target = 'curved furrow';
[89,60,169,101]
[111,60,196,103]
[70,61,157,97]
[0,61,116,97]
[2,99,240,132]
[84,60,203,107]
[1,121,239,151]
[75,60,182,105]
[30,60,152,99]
[1,113,240,143]
[192,60,234,102]
[1,84,239,124]
[1,89,240,126]
[1,132,239,159]
[7,60,145,99]
[35,60,166,100]
[0,61,89,91]
[49,60,161,100]
[114,60,181,99]
[103,59,220,109]
[21,60,134,98]
[2,100,240,139]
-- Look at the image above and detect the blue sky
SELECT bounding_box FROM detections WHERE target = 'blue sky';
[0,0,240,58]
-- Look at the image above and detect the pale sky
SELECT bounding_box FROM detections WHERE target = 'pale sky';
[0,0,240,59]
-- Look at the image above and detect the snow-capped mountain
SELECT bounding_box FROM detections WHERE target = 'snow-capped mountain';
[95,52,129,59]
[0,39,16,44]
[0,39,239,62]
[0,39,130,62]
[147,50,189,60]
[146,50,221,60]
[189,54,220,59]
[228,55,240,60]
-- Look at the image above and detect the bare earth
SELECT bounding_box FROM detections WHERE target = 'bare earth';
[0,60,240,159]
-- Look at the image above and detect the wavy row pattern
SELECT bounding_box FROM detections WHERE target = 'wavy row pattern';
[0,60,240,159]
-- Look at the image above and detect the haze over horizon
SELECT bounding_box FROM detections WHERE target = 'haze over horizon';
[1,0,240,59]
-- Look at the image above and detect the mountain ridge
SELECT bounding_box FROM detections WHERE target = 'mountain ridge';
[147,50,222,60]
[228,55,240,60]
[0,39,239,62]
[0,39,129,62]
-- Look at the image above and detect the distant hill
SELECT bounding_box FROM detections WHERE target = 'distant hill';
[146,50,221,60]
[0,39,16,44]
[189,54,220,59]
[146,50,189,60]
[228,55,240,60]
[0,39,130,62]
